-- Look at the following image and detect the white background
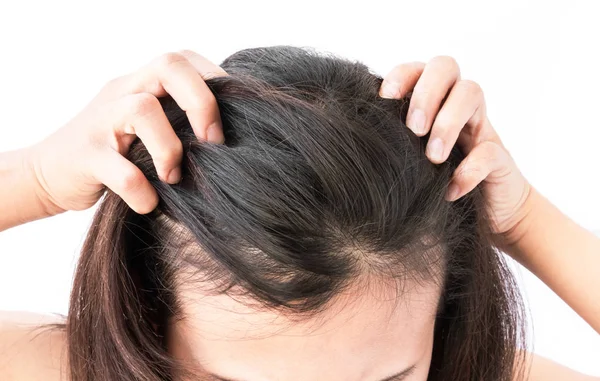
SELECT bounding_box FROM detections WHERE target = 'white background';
[0,0,599,376]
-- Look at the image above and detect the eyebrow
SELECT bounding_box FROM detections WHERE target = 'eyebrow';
[209,364,417,381]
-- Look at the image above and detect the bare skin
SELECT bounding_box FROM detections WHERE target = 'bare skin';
[1,51,599,380]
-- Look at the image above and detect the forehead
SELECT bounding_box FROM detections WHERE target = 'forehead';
[167,276,442,380]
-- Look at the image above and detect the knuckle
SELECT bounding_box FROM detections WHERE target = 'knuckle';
[177,49,200,59]
[184,92,218,116]
[431,113,455,134]
[387,62,425,85]
[177,49,194,56]
[99,75,133,98]
[390,62,405,72]
[119,167,144,193]
[456,158,484,177]
[460,166,484,182]
[478,140,502,156]
[431,55,459,69]
[473,141,506,166]
[408,84,430,102]
[155,52,187,69]
[458,79,483,98]
[393,61,425,72]
[172,140,184,158]
[104,75,126,90]
[430,55,461,78]
[156,140,184,165]
[409,61,426,69]
[127,93,159,117]
[390,61,414,74]
[490,143,509,162]
[88,135,107,153]
[195,93,218,111]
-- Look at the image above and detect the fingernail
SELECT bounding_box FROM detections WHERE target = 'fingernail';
[407,109,426,135]
[427,137,445,162]
[446,182,460,201]
[379,81,401,98]
[167,167,181,184]
[207,123,224,144]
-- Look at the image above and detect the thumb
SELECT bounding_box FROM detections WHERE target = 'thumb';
[445,140,514,202]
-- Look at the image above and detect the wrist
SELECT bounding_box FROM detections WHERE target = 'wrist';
[0,148,55,230]
[496,185,546,261]
[23,144,66,218]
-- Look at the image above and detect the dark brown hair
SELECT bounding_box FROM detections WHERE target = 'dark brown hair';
[64,46,528,380]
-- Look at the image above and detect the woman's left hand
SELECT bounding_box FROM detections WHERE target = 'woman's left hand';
[378,56,533,249]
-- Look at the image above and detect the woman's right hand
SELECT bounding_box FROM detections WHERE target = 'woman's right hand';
[27,50,227,215]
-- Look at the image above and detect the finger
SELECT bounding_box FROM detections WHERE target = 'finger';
[406,56,461,136]
[92,151,159,214]
[445,141,511,201]
[425,79,485,164]
[114,93,184,184]
[455,107,505,155]
[102,51,227,99]
[177,49,228,79]
[379,61,426,99]
[129,52,224,143]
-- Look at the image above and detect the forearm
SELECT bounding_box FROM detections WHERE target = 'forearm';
[0,148,62,232]
[505,186,600,333]
[520,350,600,381]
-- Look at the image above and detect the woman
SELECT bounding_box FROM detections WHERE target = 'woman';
[0,46,598,381]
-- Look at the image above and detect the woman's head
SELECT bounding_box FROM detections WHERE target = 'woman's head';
[67,46,527,380]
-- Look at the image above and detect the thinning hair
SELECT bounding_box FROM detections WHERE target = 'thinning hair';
[64,46,528,380]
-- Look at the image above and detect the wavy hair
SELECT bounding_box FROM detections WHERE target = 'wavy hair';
[63,46,528,380]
